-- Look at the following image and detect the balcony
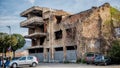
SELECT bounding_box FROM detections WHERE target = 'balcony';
[24,32,47,38]
[20,17,44,27]
[20,6,43,17]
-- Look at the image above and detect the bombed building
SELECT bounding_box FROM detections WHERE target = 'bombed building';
[20,3,114,62]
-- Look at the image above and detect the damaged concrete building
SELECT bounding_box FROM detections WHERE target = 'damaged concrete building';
[20,3,113,62]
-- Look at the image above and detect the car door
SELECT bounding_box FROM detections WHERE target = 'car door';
[26,56,33,65]
[18,56,27,65]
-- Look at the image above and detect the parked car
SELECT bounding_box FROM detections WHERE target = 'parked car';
[94,55,111,65]
[85,52,101,64]
[9,56,38,68]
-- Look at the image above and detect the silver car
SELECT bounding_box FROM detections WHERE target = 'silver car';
[9,56,38,68]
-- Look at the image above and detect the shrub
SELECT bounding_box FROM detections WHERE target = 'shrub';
[76,59,81,63]
[63,61,70,64]
[108,40,120,64]
[76,58,86,64]
[81,59,86,64]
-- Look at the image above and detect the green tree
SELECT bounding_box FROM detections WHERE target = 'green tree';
[0,32,17,56]
[0,33,7,52]
[12,34,26,57]
[110,6,120,27]
[108,40,120,64]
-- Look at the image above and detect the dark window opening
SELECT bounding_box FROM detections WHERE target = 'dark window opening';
[36,48,43,53]
[40,37,45,45]
[29,48,43,53]
[47,48,49,52]
[29,28,35,34]
[55,16,62,24]
[66,27,76,39]
[55,47,63,51]
[32,10,43,17]
[66,45,77,50]
[39,25,44,32]
[32,39,37,46]
[54,30,62,40]
[29,49,35,53]
[36,13,42,17]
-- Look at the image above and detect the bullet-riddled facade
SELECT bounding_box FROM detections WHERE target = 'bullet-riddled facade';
[20,3,113,62]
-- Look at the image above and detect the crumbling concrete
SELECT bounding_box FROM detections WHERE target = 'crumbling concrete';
[20,3,114,62]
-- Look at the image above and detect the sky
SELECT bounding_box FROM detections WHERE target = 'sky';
[0,0,120,36]
[0,0,120,51]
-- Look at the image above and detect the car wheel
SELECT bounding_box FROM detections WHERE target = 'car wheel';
[12,63,17,68]
[32,62,37,67]
[104,62,107,66]
[86,62,89,64]
[95,63,98,65]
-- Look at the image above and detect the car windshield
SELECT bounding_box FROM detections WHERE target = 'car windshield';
[95,55,102,59]
[19,57,26,60]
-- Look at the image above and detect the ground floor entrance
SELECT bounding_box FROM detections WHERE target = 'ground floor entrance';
[28,45,77,63]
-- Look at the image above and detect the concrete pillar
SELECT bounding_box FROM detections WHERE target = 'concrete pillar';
[43,48,47,62]
[63,46,67,62]
[62,29,67,62]
[77,44,82,60]
[37,39,40,45]
[50,47,55,62]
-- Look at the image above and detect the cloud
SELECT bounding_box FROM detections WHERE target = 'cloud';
[0,16,23,26]
[28,0,35,4]
[97,0,104,2]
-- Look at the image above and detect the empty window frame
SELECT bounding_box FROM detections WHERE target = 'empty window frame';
[66,45,77,50]
[55,47,63,51]
[55,16,62,24]
[38,24,44,32]
[29,48,43,53]
[32,10,43,17]
[32,39,37,46]
[29,49,35,53]
[66,27,76,39]
[40,37,45,45]
[36,48,43,53]
[54,30,62,40]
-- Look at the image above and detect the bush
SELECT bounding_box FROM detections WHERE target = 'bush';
[108,40,120,64]
[76,59,86,64]
[76,59,81,63]
[63,61,70,64]
[81,59,86,64]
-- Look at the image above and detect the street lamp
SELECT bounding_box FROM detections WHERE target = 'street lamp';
[6,26,11,35]
[6,26,12,57]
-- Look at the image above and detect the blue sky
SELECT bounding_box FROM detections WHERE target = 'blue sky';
[0,0,120,36]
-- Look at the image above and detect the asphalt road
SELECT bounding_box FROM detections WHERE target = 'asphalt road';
[22,63,120,68]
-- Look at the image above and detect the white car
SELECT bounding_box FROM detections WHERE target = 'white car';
[9,56,38,68]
